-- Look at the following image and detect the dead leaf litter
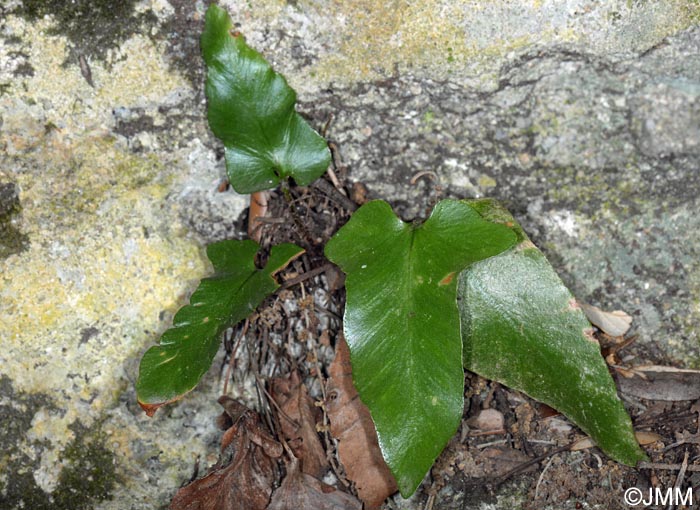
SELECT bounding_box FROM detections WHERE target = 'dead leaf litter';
[171,177,700,509]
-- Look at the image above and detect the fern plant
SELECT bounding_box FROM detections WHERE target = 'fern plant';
[137,3,646,497]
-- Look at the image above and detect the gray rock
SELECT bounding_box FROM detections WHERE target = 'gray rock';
[320,27,700,368]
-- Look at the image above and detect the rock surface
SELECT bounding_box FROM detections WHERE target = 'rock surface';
[0,0,698,509]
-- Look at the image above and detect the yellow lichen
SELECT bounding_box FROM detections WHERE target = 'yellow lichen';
[239,0,700,88]
[312,0,472,83]
[3,15,188,135]
[0,15,209,409]
[478,175,497,188]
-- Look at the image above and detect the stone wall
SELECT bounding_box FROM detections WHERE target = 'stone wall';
[1,1,698,508]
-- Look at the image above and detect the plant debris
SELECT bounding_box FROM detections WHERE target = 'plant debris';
[170,397,281,510]
[616,365,700,401]
[168,166,699,509]
[580,302,633,338]
[326,336,398,509]
[268,458,362,510]
[270,370,329,478]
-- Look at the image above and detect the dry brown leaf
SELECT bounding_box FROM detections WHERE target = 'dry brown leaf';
[635,431,662,445]
[537,402,561,419]
[248,190,269,243]
[170,397,281,510]
[580,302,633,337]
[571,430,659,452]
[267,458,362,510]
[326,336,397,510]
[271,371,329,478]
[350,182,368,205]
[325,265,346,293]
[617,365,700,401]
[570,436,596,451]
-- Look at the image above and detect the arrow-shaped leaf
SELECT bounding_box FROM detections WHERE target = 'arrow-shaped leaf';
[458,199,646,465]
[325,200,517,495]
[137,240,303,416]
[202,5,331,193]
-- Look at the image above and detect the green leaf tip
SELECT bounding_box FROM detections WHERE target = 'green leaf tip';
[459,199,647,466]
[136,240,303,416]
[325,199,517,496]
[202,4,331,193]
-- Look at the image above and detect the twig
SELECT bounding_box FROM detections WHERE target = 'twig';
[321,113,334,138]
[300,280,328,404]
[604,333,637,357]
[262,378,301,432]
[281,263,334,289]
[299,280,334,479]
[312,178,357,211]
[279,434,296,459]
[326,165,346,196]
[410,170,439,185]
[534,454,558,501]
[222,320,248,396]
[315,303,342,323]
[327,141,347,184]
[635,410,697,429]
[255,373,302,438]
[188,455,201,483]
[638,461,700,472]
[494,444,571,487]
[79,54,94,87]
[526,439,558,446]
[475,439,508,449]
[468,429,508,437]
[669,451,689,510]
[663,435,700,452]
[280,181,316,248]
